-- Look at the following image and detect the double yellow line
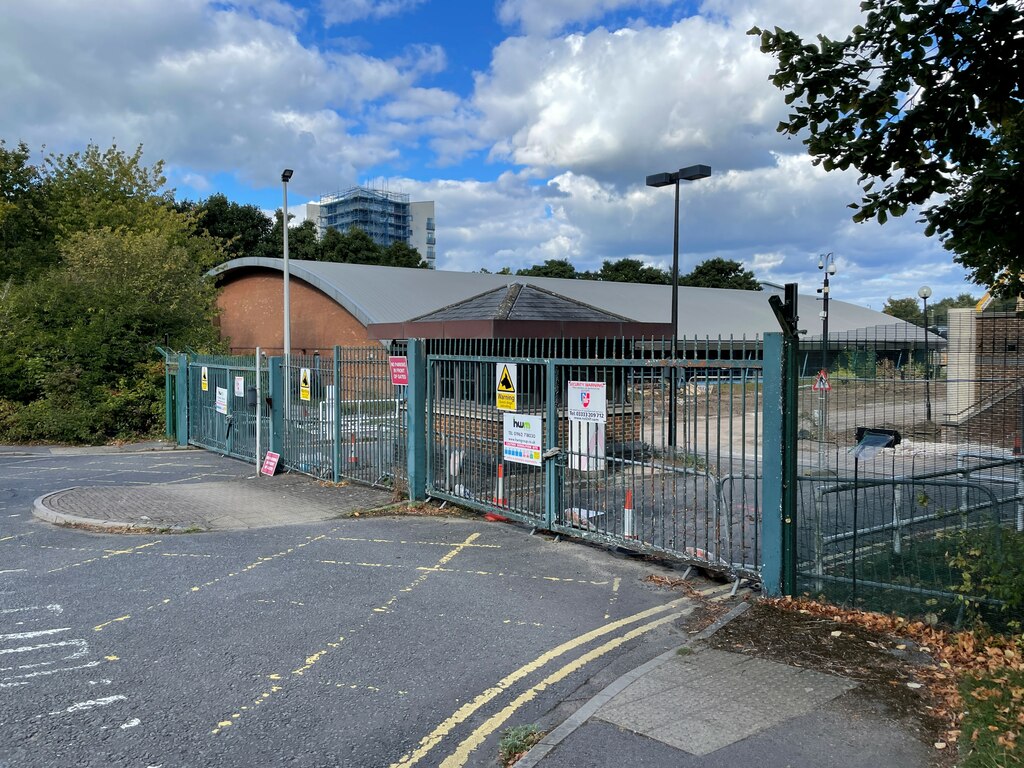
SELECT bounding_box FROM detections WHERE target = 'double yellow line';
[390,596,692,768]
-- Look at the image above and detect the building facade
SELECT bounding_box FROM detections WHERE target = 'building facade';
[313,186,436,268]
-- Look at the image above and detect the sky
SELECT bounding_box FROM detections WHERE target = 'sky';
[1,0,981,310]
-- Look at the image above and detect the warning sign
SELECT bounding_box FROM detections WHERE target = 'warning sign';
[300,367,311,401]
[496,363,517,411]
[812,370,831,392]
[201,366,209,392]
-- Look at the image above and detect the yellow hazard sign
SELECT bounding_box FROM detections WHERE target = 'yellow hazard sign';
[496,363,517,411]
[200,366,209,392]
[300,367,311,401]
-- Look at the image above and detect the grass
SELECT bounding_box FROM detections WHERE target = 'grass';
[499,724,544,767]
[958,666,1024,767]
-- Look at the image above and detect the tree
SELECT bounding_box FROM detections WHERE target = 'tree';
[381,241,428,269]
[516,259,579,280]
[751,1,1024,295]
[255,213,320,261]
[179,193,271,259]
[678,258,761,290]
[591,258,669,284]
[930,293,978,326]
[319,226,382,265]
[882,297,925,326]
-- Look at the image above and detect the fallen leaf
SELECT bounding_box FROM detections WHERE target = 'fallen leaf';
[934,742,946,750]
[831,630,842,637]
[907,682,923,689]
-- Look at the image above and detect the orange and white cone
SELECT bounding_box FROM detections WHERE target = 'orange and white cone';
[624,489,636,539]
[492,463,508,506]
[348,432,359,465]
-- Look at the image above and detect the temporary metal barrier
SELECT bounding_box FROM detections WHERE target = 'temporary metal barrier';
[424,337,766,583]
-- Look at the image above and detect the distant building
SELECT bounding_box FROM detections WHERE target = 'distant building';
[311,186,436,268]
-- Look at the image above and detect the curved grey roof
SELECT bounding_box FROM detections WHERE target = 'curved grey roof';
[209,257,920,339]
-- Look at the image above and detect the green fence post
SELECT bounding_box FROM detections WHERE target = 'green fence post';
[545,360,557,530]
[268,356,284,456]
[761,333,784,596]
[176,353,189,447]
[332,346,341,484]
[406,339,427,501]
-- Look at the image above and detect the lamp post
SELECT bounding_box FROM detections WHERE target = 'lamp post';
[281,169,294,361]
[646,164,711,448]
[918,285,932,422]
[816,253,836,470]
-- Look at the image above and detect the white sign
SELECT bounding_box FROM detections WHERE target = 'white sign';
[215,387,228,415]
[496,363,517,411]
[234,376,245,397]
[503,413,542,467]
[567,381,607,423]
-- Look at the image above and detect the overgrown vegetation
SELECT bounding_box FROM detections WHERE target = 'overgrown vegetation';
[0,140,223,444]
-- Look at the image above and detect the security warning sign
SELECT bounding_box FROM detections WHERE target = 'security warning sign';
[300,367,311,401]
[812,370,831,392]
[201,366,209,392]
[496,363,517,411]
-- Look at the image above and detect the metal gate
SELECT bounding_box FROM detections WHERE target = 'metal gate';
[187,354,268,463]
[425,338,764,581]
[280,349,405,489]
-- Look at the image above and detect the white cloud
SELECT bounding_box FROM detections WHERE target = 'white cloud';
[497,0,674,36]
[321,0,427,26]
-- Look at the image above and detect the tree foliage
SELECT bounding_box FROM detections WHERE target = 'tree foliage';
[591,258,669,284]
[678,258,762,290]
[177,193,271,260]
[751,1,1024,295]
[0,141,222,444]
[516,259,579,279]
[881,296,926,326]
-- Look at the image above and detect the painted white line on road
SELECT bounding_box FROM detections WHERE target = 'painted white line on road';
[1,660,54,672]
[3,660,101,683]
[0,604,63,616]
[49,694,126,715]
[0,639,89,659]
[120,718,142,729]
[0,569,27,574]
[0,627,70,641]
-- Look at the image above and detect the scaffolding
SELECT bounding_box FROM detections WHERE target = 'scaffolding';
[318,186,412,247]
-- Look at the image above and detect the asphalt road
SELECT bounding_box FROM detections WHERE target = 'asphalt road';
[0,451,707,768]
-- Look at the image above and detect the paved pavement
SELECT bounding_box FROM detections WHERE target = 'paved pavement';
[8,442,936,767]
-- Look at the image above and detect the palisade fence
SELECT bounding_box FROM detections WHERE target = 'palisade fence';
[166,315,1024,626]
[795,312,1024,628]
[423,336,768,588]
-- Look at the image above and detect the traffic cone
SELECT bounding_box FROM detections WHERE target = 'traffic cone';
[348,432,359,465]
[492,463,508,506]
[623,489,636,539]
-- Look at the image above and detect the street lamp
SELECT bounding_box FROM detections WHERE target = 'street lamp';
[281,169,294,361]
[817,253,837,371]
[646,164,711,448]
[918,285,932,421]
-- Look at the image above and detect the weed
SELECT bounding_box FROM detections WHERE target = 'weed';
[499,724,543,767]
[676,646,693,656]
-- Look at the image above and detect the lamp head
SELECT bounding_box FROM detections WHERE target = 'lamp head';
[918,285,932,300]
[281,169,294,183]
[646,172,674,188]
[678,164,711,181]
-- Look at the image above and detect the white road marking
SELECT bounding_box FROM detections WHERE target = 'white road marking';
[0,639,89,659]
[0,604,63,616]
[0,627,70,641]
[0,569,27,574]
[3,660,101,683]
[49,694,127,715]
[120,718,141,729]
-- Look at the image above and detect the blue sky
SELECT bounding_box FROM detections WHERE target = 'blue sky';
[1,0,979,309]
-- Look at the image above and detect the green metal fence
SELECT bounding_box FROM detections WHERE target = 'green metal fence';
[187,354,268,464]
[424,336,767,587]
[795,314,1024,627]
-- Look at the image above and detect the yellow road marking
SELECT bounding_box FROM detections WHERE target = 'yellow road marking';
[214,533,481,736]
[388,597,691,768]
[329,536,500,549]
[49,540,161,574]
[93,531,333,632]
[316,559,609,587]
[605,577,621,619]
[374,534,480,613]
[439,612,681,768]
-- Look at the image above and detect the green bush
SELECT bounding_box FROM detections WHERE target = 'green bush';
[948,526,1024,631]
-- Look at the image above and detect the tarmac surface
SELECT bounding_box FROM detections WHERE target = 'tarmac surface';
[8,441,936,767]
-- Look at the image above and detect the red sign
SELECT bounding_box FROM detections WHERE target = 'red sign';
[811,370,831,392]
[389,356,409,386]
[261,451,281,476]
